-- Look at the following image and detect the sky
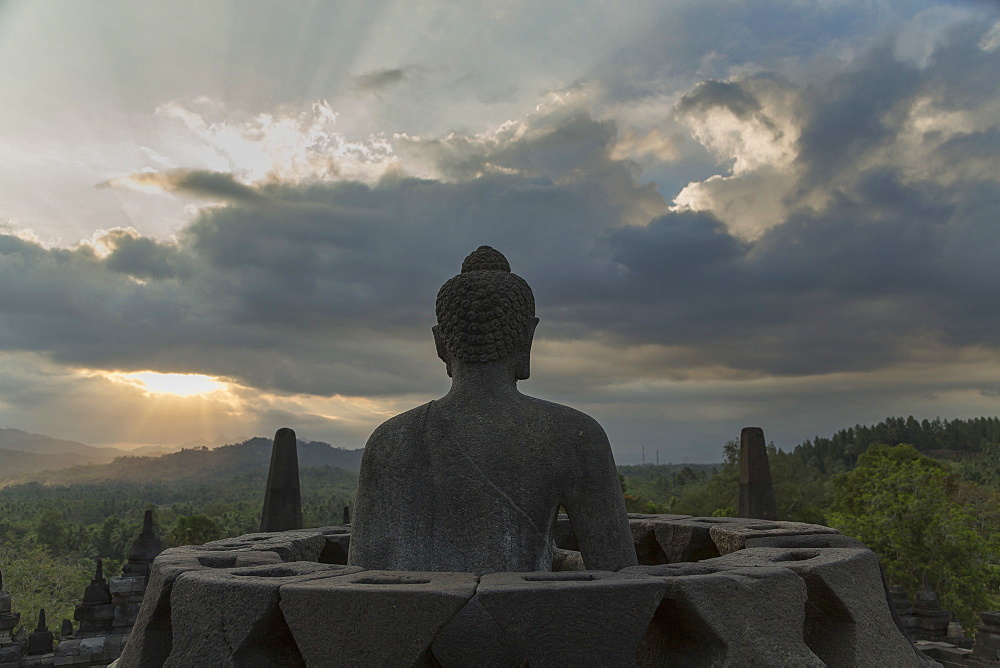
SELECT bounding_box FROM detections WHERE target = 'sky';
[1,1,999,463]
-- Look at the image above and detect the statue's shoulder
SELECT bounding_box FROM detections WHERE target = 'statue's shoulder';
[363,402,433,450]
[520,395,609,436]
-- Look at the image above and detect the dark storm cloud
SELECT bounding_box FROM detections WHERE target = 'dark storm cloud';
[351,68,409,93]
[677,80,763,120]
[3,19,999,400]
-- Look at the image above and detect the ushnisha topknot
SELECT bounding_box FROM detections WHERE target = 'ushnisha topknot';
[461,245,511,273]
[436,246,535,364]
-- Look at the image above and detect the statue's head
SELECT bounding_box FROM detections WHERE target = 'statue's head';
[434,246,538,379]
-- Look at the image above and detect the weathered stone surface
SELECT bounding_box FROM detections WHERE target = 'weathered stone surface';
[260,427,303,532]
[349,247,636,574]
[650,516,767,563]
[27,609,53,656]
[316,527,351,565]
[552,548,586,571]
[115,547,282,667]
[738,426,778,520]
[201,528,327,562]
[708,547,922,666]
[476,570,667,666]
[166,562,359,667]
[280,570,478,666]
[635,566,823,666]
[122,510,162,578]
[743,533,865,550]
[552,513,578,551]
[709,520,838,556]
[430,596,523,668]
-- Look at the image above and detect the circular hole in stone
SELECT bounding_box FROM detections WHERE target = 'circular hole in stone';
[197,555,237,568]
[522,573,598,582]
[232,565,302,577]
[242,536,273,542]
[747,523,781,530]
[355,575,431,585]
[771,550,820,562]
[691,518,728,523]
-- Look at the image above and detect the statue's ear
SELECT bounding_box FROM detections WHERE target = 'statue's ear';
[432,325,452,377]
[516,317,540,381]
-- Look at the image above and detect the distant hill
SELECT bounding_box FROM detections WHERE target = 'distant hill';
[0,428,127,479]
[0,427,116,456]
[6,436,364,486]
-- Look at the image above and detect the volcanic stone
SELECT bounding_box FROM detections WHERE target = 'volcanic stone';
[260,427,303,532]
[476,570,668,666]
[738,426,778,520]
[635,566,823,666]
[115,547,283,667]
[166,562,359,667]
[280,570,478,666]
[708,547,922,665]
[349,246,635,574]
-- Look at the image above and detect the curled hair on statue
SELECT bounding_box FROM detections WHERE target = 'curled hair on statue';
[435,246,535,364]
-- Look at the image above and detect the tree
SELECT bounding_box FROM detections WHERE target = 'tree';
[828,444,1000,630]
[34,510,66,556]
[170,515,222,546]
[0,538,92,637]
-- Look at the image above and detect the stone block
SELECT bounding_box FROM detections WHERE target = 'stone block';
[636,566,824,666]
[78,637,105,654]
[631,518,669,565]
[708,520,838,556]
[201,528,327,562]
[708,547,921,666]
[115,546,282,667]
[475,570,667,666]
[53,639,80,657]
[73,604,113,623]
[109,577,145,596]
[553,513,577,551]
[318,532,351,565]
[743,533,865,550]
[166,561,359,667]
[551,548,585,571]
[650,516,765,563]
[431,597,523,667]
[280,570,478,666]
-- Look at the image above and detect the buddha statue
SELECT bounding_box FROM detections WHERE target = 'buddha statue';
[348,246,636,575]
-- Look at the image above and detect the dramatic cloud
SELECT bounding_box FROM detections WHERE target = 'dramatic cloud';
[1,1,998,459]
[351,68,410,92]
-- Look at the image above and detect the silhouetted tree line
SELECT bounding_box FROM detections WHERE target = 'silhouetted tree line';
[793,416,1000,473]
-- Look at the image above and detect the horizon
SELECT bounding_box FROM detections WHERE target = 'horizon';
[2,2,1000,465]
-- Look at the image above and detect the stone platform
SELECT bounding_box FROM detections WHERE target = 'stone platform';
[112,515,930,667]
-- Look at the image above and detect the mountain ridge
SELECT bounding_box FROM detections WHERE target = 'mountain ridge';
[2,436,364,486]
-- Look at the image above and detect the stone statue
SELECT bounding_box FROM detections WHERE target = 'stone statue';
[348,246,637,575]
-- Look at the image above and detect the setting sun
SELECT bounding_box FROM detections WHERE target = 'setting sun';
[112,371,228,397]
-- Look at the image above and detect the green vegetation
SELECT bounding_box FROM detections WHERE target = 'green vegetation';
[0,417,998,637]
[827,444,1000,630]
[616,416,1000,633]
[0,445,358,636]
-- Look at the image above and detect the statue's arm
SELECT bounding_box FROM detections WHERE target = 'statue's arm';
[560,415,638,571]
[346,423,390,567]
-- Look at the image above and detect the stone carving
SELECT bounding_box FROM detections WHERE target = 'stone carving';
[115,515,935,666]
[75,559,114,637]
[348,246,636,574]
[738,426,778,520]
[260,427,303,532]
[26,609,52,656]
